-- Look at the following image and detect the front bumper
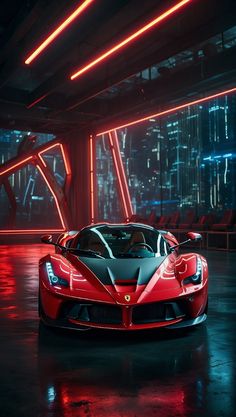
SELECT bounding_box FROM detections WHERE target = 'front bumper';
[39,286,208,331]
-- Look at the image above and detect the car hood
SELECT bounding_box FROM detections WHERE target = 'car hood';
[49,253,182,304]
[75,256,167,286]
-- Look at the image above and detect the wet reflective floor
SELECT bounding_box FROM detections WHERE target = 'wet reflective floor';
[0,244,236,417]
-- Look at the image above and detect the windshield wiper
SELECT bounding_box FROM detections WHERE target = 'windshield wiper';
[117,253,145,258]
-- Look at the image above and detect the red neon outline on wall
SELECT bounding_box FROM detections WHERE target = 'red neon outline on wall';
[108,132,130,220]
[97,87,236,135]
[0,141,70,234]
[113,130,133,218]
[25,0,94,65]
[0,229,65,234]
[59,143,71,175]
[70,0,191,80]
[36,164,66,229]
[38,142,71,175]
[89,135,95,223]
[0,156,33,176]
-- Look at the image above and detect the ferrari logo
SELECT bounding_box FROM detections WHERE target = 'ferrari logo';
[124,294,131,302]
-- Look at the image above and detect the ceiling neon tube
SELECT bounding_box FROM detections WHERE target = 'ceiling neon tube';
[25,0,94,65]
[97,87,236,135]
[70,0,191,80]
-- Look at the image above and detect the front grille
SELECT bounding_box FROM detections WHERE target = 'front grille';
[60,301,122,324]
[132,301,186,324]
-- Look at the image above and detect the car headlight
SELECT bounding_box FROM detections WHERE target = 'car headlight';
[46,262,69,287]
[183,257,202,285]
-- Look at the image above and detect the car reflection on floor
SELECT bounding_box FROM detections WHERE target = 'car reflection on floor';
[38,324,209,417]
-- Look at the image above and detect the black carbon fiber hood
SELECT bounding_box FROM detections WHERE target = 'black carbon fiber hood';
[79,256,167,285]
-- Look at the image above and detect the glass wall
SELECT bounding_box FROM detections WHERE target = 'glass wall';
[0,129,64,229]
[96,92,236,221]
[0,129,54,164]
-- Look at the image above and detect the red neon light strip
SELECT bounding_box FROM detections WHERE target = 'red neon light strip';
[25,0,94,65]
[26,94,47,109]
[38,142,61,156]
[36,164,66,229]
[0,229,65,234]
[113,130,133,217]
[70,0,191,80]
[108,132,129,219]
[97,87,236,135]
[59,144,71,175]
[0,156,33,176]
[38,154,47,167]
[38,142,71,175]
[89,135,95,223]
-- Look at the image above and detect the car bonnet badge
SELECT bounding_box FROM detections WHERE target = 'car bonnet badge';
[124,294,131,302]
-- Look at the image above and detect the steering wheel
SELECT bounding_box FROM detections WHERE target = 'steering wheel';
[126,242,154,253]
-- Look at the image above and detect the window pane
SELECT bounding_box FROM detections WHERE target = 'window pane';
[116,93,236,218]
[95,135,123,222]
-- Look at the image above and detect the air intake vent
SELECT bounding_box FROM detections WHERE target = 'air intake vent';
[115,279,137,285]
[61,301,122,324]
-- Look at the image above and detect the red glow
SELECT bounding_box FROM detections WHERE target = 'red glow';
[108,132,129,219]
[36,164,66,229]
[25,0,94,65]
[97,87,236,135]
[0,140,69,234]
[0,156,33,176]
[38,154,47,167]
[26,94,47,109]
[59,144,71,175]
[0,229,65,234]
[38,142,71,175]
[89,135,95,223]
[70,0,191,80]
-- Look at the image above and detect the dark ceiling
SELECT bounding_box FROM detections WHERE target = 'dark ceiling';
[0,0,236,135]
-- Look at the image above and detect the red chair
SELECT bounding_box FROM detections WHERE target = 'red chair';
[211,209,236,231]
[179,210,196,229]
[168,211,180,229]
[142,210,157,226]
[128,210,156,226]
[128,214,142,223]
[192,214,215,230]
[154,215,170,229]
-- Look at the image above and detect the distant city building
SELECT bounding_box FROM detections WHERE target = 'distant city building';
[96,93,236,222]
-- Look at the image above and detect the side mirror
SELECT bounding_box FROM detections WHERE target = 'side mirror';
[170,231,202,251]
[41,234,53,244]
[186,232,202,241]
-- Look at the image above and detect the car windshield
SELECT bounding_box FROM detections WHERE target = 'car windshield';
[72,225,169,259]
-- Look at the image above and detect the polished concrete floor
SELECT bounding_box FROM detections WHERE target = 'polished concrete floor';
[0,244,236,417]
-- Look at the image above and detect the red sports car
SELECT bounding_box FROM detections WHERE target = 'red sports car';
[39,223,208,331]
